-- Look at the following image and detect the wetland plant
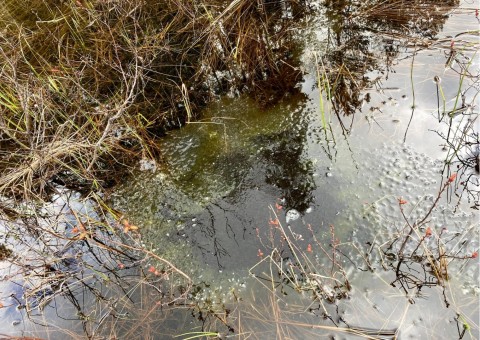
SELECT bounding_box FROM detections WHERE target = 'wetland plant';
[0,192,193,338]
[0,0,311,202]
[251,205,351,319]
[383,173,478,304]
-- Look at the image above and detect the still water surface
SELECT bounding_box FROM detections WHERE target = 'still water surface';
[110,2,479,338]
[1,1,478,338]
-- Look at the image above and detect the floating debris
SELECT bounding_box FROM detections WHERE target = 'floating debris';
[286,209,301,223]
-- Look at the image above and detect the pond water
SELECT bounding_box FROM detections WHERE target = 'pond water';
[1,0,479,339]
[108,1,479,338]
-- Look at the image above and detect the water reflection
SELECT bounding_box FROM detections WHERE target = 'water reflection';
[177,94,317,270]
[114,1,478,338]
[260,130,316,212]
[2,0,477,338]
[186,200,254,270]
[0,190,193,338]
[318,0,461,123]
[109,1,478,337]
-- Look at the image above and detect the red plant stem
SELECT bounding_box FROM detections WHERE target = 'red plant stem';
[398,180,451,257]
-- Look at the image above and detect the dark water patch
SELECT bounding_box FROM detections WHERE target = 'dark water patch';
[258,130,316,212]
[113,93,344,276]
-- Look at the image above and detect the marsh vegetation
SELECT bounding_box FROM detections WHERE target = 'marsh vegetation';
[0,0,478,339]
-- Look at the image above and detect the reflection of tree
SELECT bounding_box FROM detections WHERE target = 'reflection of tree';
[202,1,310,107]
[320,0,460,124]
[261,129,316,213]
[357,0,459,37]
[183,114,317,268]
[0,194,191,338]
[185,201,254,270]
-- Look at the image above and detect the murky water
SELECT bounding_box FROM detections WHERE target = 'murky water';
[109,2,480,338]
[1,1,479,339]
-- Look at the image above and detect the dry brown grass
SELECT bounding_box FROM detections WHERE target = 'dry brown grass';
[0,0,311,201]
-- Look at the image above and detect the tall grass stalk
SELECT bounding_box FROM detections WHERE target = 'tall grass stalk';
[314,52,328,132]
[450,51,476,116]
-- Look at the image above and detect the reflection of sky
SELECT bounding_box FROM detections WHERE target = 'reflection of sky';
[0,191,88,337]
[83,1,480,337]
[304,46,476,156]
[297,4,479,336]
[119,0,479,277]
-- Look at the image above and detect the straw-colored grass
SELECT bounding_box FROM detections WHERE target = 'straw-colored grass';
[0,0,311,201]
